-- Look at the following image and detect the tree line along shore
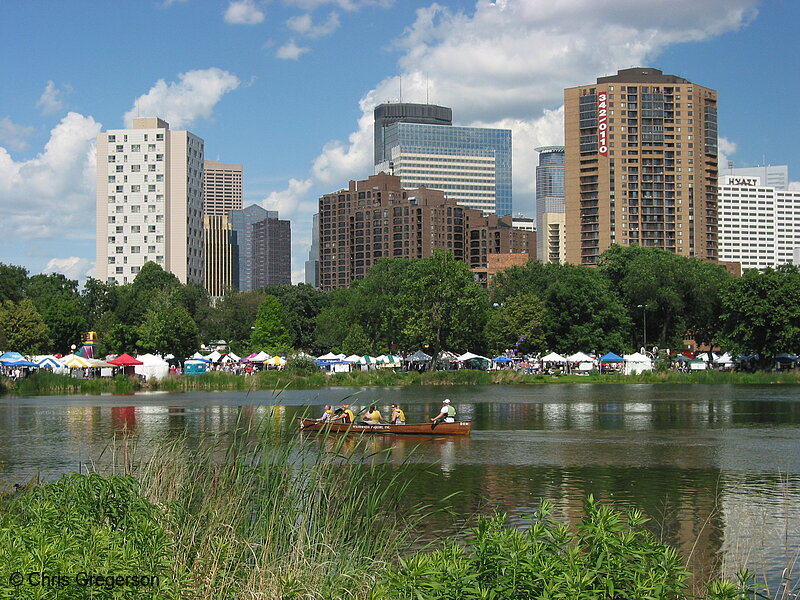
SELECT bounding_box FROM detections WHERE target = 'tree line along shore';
[3,244,800,371]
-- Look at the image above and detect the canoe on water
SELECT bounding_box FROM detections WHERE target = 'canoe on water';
[296,418,472,436]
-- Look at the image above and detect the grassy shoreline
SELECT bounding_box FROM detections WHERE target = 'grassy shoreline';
[5,367,800,396]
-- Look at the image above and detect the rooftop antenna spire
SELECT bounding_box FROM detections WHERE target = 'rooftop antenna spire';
[399,74,402,102]
[426,75,429,104]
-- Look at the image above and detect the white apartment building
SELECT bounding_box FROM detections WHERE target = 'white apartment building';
[95,118,205,285]
[718,175,800,271]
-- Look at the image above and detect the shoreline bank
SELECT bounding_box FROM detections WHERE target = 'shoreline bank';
[4,368,800,396]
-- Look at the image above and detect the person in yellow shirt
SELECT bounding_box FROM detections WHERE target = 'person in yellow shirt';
[390,404,406,425]
[362,405,382,424]
[330,403,355,424]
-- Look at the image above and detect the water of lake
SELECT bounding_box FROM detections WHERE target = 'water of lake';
[1,383,798,591]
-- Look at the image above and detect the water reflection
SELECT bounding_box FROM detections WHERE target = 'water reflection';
[0,384,798,589]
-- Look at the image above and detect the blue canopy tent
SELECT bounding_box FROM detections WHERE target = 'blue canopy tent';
[492,356,513,363]
[599,352,624,373]
[0,352,25,364]
[9,360,38,368]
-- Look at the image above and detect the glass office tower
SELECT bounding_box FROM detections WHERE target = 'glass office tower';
[374,103,512,216]
[535,146,565,262]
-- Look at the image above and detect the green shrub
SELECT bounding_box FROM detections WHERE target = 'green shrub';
[0,474,185,598]
[376,496,752,600]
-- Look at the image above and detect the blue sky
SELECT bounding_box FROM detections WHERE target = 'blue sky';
[0,0,797,283]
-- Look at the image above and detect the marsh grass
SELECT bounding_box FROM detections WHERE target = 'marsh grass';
[126,411,425,599]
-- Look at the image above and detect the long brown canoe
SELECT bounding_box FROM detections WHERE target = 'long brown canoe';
[297,418,471,436]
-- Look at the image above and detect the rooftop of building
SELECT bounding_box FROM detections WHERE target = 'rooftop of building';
[596,67,691,85]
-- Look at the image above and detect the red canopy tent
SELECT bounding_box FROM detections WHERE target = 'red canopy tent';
[108,353,144,376]
[108,353,144,366]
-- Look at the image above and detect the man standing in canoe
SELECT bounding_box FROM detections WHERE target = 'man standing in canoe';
[431,399,456,424]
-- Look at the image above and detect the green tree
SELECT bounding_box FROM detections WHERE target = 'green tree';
[313,259,413,354]
[250,295,293,355]
[0,299,50,353]
[598,244,722,349]
[394,251,489,355]
[262,284,329,351]
[492,262,631,353]
[137,298,199,359]
[717,265,800,360]
[204,290,266,353]
[80,277,118,329]
[0,263,28,302]
[338,323,371,356]
[24,273,86,354]
[485,293,547,355]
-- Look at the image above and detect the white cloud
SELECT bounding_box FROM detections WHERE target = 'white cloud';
[224,0,265,25]
[276,39,310,60]
[123,68,240,129]
[283,0,392,11]
[717,136,739,171]
[265,0,759,281]
[36,80,69,115]
[0,112,100,242]
[286,11,340,37]
[0,117,35,152]
[43,257,95,281]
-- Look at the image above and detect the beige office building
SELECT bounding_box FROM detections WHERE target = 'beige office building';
[203,160,243,215]
[564,68,719,265]
[96,117,204,285]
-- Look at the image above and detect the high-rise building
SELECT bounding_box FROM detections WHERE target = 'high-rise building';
[718,174,800,270]
[203,160,243,215]
[203,215,239,297]
[202,160,243,296]
[252,216,291,287]
[229,205,273,291]
[229,205,291,290]
[720,164,789,191]
[535,146,566,263]
[373,103,512,216]
[305,213,320,288]
[317,173,533,290]
[374,102,452,165]
[564,68,719,265]
[95,117,204,285]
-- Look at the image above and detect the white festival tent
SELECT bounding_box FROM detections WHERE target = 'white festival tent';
[540,352,567,363]
[713,352,735,367]
[134,354,170,381]
[567,352,595,372]
[220,352,241,363]
[250,351,271,362]
[623,352,653,375]
[344,354,363,363]
[456,352,490,362]
[206,350,223,362]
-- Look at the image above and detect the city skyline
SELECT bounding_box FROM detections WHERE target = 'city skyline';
[0,0,798,283]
